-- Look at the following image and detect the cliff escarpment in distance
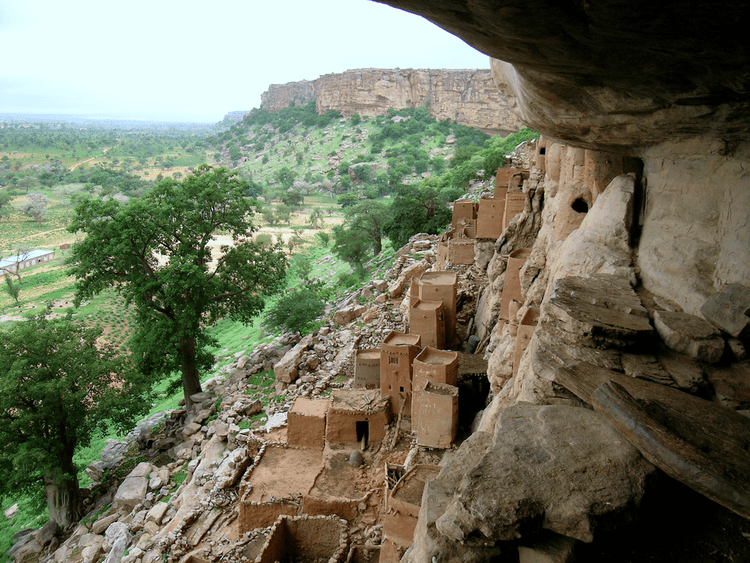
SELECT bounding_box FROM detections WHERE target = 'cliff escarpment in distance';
[260,69,523,135]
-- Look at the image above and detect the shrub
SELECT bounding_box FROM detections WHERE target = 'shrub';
[255,233,273,247]
[291,255,313,280]
[315,232,330,246]
[263,285,326,335]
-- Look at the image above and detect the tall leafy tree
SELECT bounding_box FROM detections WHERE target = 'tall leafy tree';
[3,272,20,305]
[67,165,288,407]
[383,181,463,248]
[343,200,389,256]
[333,224,372,268]
[0,313,150,527]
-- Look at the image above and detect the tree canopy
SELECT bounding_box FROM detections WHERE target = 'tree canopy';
[383,181,463,248]
[0,313,150,527]
[67,165,288,406]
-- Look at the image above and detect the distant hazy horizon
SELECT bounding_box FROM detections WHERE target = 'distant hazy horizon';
[1,0,491,123]
[0,112,224,124]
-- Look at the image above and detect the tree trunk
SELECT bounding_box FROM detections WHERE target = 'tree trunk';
[373,229,382,256]
[180,336,203,409]
[43,454,82,528]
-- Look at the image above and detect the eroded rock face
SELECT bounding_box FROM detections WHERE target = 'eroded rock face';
[435,403,654,544]
[260,69,523,134]
[405,431,506,563]
[375,0,750,150]
[638,140,750,315]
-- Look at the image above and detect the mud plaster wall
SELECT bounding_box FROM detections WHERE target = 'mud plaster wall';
[353,350,381,389]
[413,353,458,387]
[381,343,420,416]
[409,301,445,349]
[415,383,458,449]
[476,197,505,240]
[302,496,357,521]
[381,511,419,561]
[512,308,540,377]
[325,409,390,445]
[451,201,477,231]
[388,465,441,518]
[503,192,527,230]
[238,443,268,500]
[239,499,298,532]
[448,239,475,264]
[419,272,457,342]
[346,546,381,563]
[287,412,326,449]
[257,515,348,563]
[498,248,531,321]
[543,141,641,241]
[412,350,458,419]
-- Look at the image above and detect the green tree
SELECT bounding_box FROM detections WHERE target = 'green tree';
[0,313,150,527]
[291,254,313,280]
[16,175,38,194]
[276,204,293,226]
[281,189,304,208]
[264,282,328,335]
[431,156,447,175]
[337,192,358,208]
[333,223,372,268]
[383,181,463,248]
[315,231,330,246]
[20,192,48,224]
[275,166,297,189]
[67,165,288,407]
[0,191,12,220]
[308,208,324,228]
[350,163,374,184]
[342,200,389,256]
[3,272,20,305]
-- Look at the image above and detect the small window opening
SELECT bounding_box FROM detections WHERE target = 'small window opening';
[572,198,589,214]
[399,386,405,393]
[389,355,399,365]
[539,147,546,155]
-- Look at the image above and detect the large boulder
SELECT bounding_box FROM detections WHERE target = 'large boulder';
[701,284,750,339]
[435,403,654,544]
[113,462,151,510]
[273,335,313,384]
[405,431,507,563]
[103,522,132,563]
[654,311,725,363]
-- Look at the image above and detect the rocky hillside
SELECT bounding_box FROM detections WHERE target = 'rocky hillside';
[12,137,750,563]
[7,1,750,561]
[8,223,486,563]
[259,69,523,135]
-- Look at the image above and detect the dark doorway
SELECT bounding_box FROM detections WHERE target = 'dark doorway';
[356,420,369,445]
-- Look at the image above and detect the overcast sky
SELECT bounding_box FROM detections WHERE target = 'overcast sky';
[0,0,491,123]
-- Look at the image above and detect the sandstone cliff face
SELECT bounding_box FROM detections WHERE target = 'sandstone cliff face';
[259,80,314,113]
[377,0,750,151]
[259,69,523,134]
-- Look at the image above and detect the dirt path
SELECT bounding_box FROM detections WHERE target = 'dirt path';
[68,144,119,172]
[14,227,67,242]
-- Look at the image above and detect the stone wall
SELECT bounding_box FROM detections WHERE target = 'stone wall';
[259,69,523,134]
